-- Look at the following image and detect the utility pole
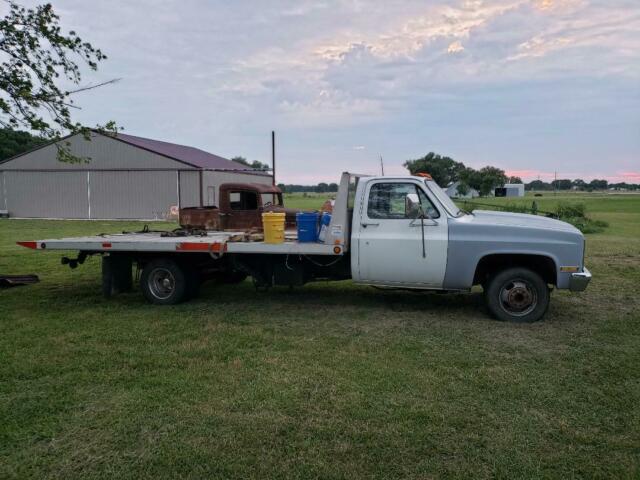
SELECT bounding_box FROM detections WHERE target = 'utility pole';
[379,155,385,176]
[554,170,557,196]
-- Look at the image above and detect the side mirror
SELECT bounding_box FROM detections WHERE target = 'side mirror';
[405,193,421,218]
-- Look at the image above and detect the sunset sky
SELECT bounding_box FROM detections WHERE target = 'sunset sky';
[36,0,640,184]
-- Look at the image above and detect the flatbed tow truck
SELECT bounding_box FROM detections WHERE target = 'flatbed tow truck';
[17,172,591,322]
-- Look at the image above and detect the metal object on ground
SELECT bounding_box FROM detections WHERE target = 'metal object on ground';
[0,274,39,288]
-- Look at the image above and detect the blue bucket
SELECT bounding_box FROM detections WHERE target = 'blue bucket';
[296,212,319,242]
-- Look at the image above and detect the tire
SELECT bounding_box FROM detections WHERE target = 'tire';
[484,267,550,323]
[140,259,188,305]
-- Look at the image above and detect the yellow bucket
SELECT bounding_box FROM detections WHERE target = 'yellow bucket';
[262,212,286,244]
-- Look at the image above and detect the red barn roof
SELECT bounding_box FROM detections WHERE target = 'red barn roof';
[113,132,259,171]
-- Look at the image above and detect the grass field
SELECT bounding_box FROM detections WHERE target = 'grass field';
[1,193,639,479]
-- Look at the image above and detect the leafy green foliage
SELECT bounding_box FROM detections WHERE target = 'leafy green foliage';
[0,127,46,160]
[403,152,466,186]
[231,156,270,171]
[461,166,507,196]
[0,1,118,162]
[404,153,507,196]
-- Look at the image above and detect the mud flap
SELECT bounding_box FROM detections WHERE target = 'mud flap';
[102,255,133,298]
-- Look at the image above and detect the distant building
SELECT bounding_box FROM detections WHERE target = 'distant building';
[445,181,479,199]
[0,131,271,219]
[495,183,525,197]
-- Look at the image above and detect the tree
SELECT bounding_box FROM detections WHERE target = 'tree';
[589,179,608,190]
[1,1,117,162]
[231,156,270,171]
[460,166,506,197]
[403,152,465,187]
[572,179,586,190]
[0,127,46,160]
[526,180,552,191]
[231,156,250,166]
[250,160,270,171]
[551,179,573,190]
[507,176,523,184]
[476,166,507,196]
[456,181,470,197]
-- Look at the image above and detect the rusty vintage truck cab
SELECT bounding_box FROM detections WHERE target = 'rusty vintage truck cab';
[179,183,297,231]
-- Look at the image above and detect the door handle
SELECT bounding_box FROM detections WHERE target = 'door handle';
[361,222,379,228]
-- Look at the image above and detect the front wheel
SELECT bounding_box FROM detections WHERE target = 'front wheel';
[485,267,550,323]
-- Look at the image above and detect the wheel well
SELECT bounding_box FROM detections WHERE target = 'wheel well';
[473,254,557,286]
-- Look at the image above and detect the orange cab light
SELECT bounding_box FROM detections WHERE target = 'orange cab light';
[415,172,433,179]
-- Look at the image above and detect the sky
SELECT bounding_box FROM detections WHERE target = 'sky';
[25,0,640,184]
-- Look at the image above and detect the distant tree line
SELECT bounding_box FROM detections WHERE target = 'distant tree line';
[403,152,639,194]
[525,179,638,191]
[277,183,339,193]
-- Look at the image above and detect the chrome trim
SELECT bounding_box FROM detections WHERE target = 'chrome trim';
[569,267,591,292]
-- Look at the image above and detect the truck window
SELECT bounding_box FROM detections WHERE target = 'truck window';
[229,191,258,210]
[367,183,439,219]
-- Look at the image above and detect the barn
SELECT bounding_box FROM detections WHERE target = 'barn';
[0,131,272,219]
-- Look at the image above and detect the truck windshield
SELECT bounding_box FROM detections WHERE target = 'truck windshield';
[424,180,463,217]
[261,193,283,206]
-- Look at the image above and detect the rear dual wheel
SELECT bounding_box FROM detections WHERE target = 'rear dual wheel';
[485,267,550,323]
[140,259,200,305]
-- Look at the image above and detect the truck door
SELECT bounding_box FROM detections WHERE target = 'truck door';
[226,190,260,230]
[355,180,448,287]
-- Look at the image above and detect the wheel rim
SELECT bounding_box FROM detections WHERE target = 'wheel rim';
[498,278,538,317]
[148,268,176,300]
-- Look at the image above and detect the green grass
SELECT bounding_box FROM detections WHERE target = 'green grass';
[1,194,639,479]
[284,192,332,210]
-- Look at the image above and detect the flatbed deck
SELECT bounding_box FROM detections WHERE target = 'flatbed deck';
[17,231,343,256]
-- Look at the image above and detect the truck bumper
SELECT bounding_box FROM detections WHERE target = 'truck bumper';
[569,267,591,292]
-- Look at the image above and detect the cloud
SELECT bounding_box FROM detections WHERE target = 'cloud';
[36,0,640,183]
[447,41,465,54]
[353,145,366,150]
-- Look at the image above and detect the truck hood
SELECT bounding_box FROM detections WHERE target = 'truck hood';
[469,210,581,234]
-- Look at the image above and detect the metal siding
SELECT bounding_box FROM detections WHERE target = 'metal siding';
[5,171,88,218]
[0,133,193,171]
[1,171,6,210]
[90,171,177,219]
[179,171,201,207]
